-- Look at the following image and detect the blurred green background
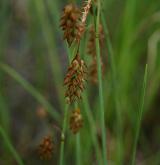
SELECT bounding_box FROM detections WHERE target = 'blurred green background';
[0,0,160,164]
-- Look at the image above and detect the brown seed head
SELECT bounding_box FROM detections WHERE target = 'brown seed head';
[37,135,54,160]
[60,4,81,46]
[87,24,104,57]
[87,24,105,84]
[69,108,83,134]
[64,54,87,104]
[89,58,105,84]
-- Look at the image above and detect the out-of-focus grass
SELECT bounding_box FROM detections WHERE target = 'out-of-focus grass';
[0,0,160,164]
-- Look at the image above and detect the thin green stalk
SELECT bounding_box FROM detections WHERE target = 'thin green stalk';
[60,104,69,165]
[83,94,103,165]
[95,1,107,164]
[76,134,81,165]
[0,126,24,165]
[0,63,60,122]
[101,11,123,164]
[131,64,148,165]
[74,102,81,165]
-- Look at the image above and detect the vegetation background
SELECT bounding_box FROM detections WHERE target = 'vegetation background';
[0,0,160,164]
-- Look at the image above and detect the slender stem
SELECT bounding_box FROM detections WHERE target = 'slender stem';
[131,64,148,165]
[76,134,81,165]
[0,63,60,122]
[74,102,81,165]
[60,104,69,165]
[0,126,24,165]
[101,11,123,164]
[95,1,107,164]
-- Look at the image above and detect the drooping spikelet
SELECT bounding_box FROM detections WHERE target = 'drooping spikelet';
[87,24,105,83]
[87,24,104,57]
[38,135,54,160]
[60,4,81,46]
[69,108,83,134]
[64,54,87,104]
[89,58,104,84]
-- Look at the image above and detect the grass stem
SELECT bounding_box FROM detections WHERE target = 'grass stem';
[76,134,81,165]
[95,1,107,164]
[60,104,69,165]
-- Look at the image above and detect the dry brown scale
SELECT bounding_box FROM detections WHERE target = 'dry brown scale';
[60,4,82,46]
[69,108,83,134]
[64,54,87,104]
[37,135,54,160]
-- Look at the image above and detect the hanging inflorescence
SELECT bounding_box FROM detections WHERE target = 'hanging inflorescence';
[60,0,96,134]
[64,54,87,104]
[60,4,82,46]
[69,108,83,134]
[87,24,105,84]
[60,1,92,105]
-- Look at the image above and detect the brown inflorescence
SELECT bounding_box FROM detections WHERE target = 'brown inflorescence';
[64,54,87,104]
[89,58,104,84]
[87,24,105,83]
[87,24,104,57]
[69,108,83,134]
[38,135,54,160]
[60,4,81,46]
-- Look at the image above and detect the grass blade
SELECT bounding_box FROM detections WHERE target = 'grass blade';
[0,126,24,165]
[131,64,148,165]
[95,1,107,164]
[101,11,123,164]
[0,63,60,122]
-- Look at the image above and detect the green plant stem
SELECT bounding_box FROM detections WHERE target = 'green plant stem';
[83,94,103,165]
[131,64,148,165]
[0,63,60,122]
[101,11,123,164]
[74,102,81,165]
[95,1,107,164]
[60,104,69,165]
[0,126,24,165]
[76,133,81,165]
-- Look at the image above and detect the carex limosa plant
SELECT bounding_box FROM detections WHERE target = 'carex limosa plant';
[59,0,108,165]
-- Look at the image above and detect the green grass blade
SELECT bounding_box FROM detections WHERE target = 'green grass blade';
[131,64,148,165]
[95,1,107,164]
[0,126,24,165]
[101,11,123,164]
[0,63,60,122]
[76,134,81,165]
[83,94,103,165]
[31,0,64,108]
